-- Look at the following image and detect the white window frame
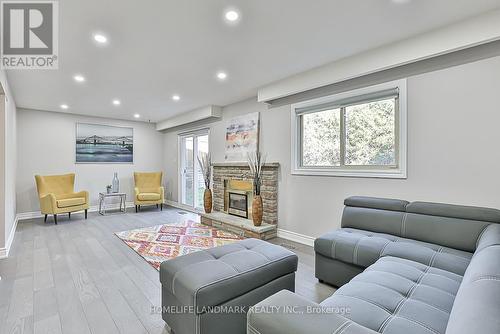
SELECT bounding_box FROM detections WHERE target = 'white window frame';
[177,128,210,209]
[291,79,407,179]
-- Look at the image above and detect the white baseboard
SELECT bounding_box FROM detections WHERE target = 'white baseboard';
[164,200,203,214]
[277,228,315,247]
[16,201,136,221]
[0,216,19,259]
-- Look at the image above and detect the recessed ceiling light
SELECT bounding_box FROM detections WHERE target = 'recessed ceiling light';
[224,10,239,22]
[392,0,411,3]
[134,114,140,118]
[216,72,227,80]
[93,34,108,44]
[112,99,121,106]
[73,74,85,82]
[172,95,180,101]
[60,104,69,109]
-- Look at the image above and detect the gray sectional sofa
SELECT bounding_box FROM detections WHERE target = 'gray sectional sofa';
[248,196,500,334]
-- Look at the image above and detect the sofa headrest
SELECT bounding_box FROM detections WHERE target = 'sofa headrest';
[406,201,500,223]
[344,196,409,212]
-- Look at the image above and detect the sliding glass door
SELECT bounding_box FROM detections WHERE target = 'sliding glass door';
[179,129,209,209]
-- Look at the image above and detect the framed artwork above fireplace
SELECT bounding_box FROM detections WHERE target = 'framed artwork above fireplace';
[224,112,259,162]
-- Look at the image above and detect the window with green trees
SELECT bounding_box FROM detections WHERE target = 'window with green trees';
[293,81,406,178]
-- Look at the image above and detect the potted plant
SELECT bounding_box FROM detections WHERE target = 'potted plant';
[197,152,212,213]
[106,185,112,194]
[248,151,266,226]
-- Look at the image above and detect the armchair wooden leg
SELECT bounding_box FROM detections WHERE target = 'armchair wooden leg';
[85,209,88,219]
[135,205,138,213]
[138,205,141,211]
[69,212,71,219]
[156,204,159,208]
[54,214,58,225]
[160,203,163,211]
[44,214,48,223]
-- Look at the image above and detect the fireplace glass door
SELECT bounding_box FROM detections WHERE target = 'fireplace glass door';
[179,130,209,209]
[228,192,248,218]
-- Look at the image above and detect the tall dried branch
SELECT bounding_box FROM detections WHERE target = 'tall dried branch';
[197,152,212,189]
[247,151,266,195]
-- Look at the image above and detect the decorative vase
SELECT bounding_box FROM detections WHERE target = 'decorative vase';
[203,189,212,213]
[112,172,119,193]
[252,195,263,226]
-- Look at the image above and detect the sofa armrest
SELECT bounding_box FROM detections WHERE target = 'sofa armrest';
[247,290,375,334]
[160,186,165,201]
[39,193,57,214]
[73,190,89,204]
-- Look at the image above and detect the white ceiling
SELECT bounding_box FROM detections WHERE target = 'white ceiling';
[7,0,500,122]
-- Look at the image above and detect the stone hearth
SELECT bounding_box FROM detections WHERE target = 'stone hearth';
[200,212,277,240]
[200,162,279,240]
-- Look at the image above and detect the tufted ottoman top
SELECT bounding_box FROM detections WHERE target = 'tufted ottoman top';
[160,238,298,312]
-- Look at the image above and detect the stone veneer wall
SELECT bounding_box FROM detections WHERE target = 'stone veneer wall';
[212,163,279,225]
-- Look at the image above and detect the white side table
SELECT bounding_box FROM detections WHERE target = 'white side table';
[98,192,127,215]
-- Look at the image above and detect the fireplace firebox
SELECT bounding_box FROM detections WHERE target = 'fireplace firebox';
[223,179,253,219]
[228,192,248,218]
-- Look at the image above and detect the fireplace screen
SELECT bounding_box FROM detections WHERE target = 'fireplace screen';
[228,192,248,218]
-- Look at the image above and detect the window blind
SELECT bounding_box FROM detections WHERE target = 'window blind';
[295,88,399,115]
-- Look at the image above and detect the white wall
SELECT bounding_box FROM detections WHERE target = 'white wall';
[0,87,5,251]
[17,109,164,214]
[0,70,17,255]
[163,56,500,238]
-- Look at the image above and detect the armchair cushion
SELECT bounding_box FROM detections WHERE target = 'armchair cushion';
[57,197,86,208]
[137,193,161,201]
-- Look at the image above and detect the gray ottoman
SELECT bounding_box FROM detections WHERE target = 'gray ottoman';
[159,238,298,334]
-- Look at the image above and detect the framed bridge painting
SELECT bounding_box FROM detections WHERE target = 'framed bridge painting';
[75,123,134,163]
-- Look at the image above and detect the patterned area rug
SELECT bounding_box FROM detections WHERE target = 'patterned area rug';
[115,220,244,270]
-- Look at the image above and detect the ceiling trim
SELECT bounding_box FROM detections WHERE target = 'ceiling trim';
[156,105,222,131]
[258,9,500,102]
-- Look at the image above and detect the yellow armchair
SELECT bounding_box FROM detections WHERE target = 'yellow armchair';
[134,172,164,212]
[35,173,89,224]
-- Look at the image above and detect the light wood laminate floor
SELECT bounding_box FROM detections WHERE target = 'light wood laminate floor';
[0,206,335,334]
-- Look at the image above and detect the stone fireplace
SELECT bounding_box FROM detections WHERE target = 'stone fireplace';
[200,162,279,240]
[213,162,279,225]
